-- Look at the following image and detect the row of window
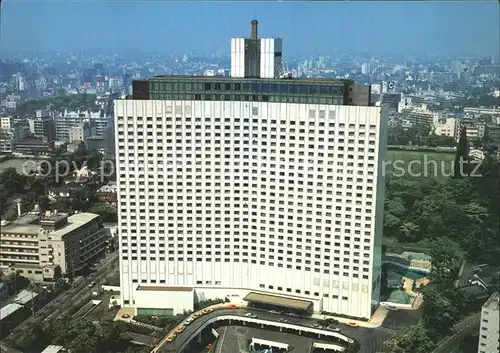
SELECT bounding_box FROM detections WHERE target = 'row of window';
[148,80,344,96]
[117,117,377,130]
[147,93,344,105]
[121,256,370,276]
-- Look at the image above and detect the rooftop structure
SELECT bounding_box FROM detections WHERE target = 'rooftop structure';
[40,345,65,353]
[0,303,23,320]
[13,289,38,305]
[130,75,371,107]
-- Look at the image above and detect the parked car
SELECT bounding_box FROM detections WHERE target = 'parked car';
[311,323,324,329]
[346,321,359,328]
[227,304,239,309]
[325,318,340,325]
[184,317,194,325]
[175,325,186,333]
[166,334,177,343]
[202,308,213,314]
[245,312,258,318]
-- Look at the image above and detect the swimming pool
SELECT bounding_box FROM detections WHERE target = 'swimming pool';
[384,262,429,282]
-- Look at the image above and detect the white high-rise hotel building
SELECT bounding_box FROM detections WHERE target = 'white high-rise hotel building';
[115,21,388,319]
[478,292,499,353]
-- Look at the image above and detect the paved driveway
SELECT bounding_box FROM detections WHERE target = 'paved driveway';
[156,307,391,353]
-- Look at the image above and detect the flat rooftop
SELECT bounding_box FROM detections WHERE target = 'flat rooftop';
[40,345,65,353]
[1,223,40,235]
[49,212,100,237]
[0,303,23,320]
[12,213,40,225]
[14,289,38,305]
[1,212,99,237]
[483,292,499,310]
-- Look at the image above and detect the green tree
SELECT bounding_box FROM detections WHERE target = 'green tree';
[52,318,100,352]
[20,195,36,214]
[89,203,118,222]
[428,237,461,288]
[37,195,51,211]
[0,167,26,195]
[420,286,457,337]
[380,324,436,353]
[412,194,462,239]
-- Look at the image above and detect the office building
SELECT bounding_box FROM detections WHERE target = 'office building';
[478,292,499,353]
[115,21,388,319]
[0,212,108,282]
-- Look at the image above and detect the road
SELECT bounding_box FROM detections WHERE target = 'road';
[432,313,481,353]
[1,252,118,341]
[155,306,391,353]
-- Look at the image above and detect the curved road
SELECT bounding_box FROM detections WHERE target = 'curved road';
[432,313,481,353]
[155,306,391,353]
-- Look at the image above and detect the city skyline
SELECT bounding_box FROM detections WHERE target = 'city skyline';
[1,1,499,56]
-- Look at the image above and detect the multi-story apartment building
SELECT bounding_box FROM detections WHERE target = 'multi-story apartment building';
[399,104,438,127]
[55,110,109,142]
[68,121,91,143]
[3,94,21,110]
[115,21,388,319]
[456,120,486,143]
[478,292,499,353]
[28,110,55,142]
[0,212,108,282]
[485,124,500,146]
[0,116,12,130]
[0,119,29,154]
[0,130,13,153]
[0,116,13,153]
[432,116,457,138]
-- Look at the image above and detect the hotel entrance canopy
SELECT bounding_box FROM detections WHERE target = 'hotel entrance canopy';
[243,292,313,311]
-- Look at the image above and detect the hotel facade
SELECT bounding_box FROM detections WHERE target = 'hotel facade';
[115,21,388,319]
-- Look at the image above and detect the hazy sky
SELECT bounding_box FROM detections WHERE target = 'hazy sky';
[1,0,499,56]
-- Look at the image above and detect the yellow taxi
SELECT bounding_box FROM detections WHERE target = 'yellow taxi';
[166,333,177,342]
[202,308,213,314]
